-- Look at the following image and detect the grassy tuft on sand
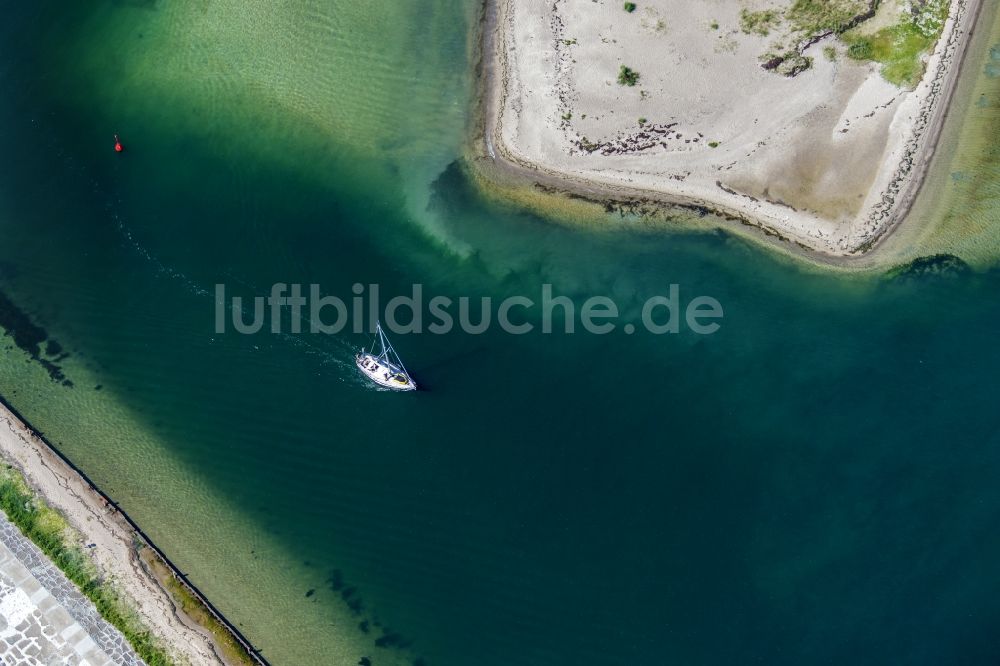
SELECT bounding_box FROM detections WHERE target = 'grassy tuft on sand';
[786,0,870,35]
[843,0,950,87]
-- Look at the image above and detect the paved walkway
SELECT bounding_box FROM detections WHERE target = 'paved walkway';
[0,513,143,665]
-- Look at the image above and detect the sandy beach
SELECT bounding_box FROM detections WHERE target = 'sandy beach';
[480,0,983,259]
[0,400,241,665]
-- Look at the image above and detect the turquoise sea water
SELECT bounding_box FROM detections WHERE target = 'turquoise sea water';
[3,2,1000,665]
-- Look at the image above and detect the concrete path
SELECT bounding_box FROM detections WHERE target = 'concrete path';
[0,513,143,665]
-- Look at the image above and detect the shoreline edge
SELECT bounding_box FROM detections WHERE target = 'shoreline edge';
[0,393,268,666]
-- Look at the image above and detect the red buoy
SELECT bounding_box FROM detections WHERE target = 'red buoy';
[114,134,123,153]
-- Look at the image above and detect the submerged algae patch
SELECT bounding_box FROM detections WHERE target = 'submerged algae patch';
[0,289,72,386]
[320,568,428,663]
[885,253,972,281]
[986,44,1000,77]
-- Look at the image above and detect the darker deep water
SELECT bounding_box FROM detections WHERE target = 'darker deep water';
[2,2,1000,665]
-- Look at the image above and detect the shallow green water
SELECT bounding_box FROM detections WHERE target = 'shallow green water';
[3,2,1000,665]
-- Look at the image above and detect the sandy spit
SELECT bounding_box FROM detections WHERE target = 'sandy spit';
[477,0,984,264]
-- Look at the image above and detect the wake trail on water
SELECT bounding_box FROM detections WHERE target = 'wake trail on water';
[105,197,364,383]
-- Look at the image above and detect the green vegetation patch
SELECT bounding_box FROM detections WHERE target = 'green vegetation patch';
[748,0,871,78]
[617,65,640,86]
[624,2,637,13]
[0,465,174,666]
[740,9,781,37]
[786,0,870,35]
[843,0,949,88]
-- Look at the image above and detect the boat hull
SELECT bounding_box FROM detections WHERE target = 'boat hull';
[355,353,417,391]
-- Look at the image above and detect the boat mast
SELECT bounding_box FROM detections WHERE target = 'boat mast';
[376,323,389,362]
[375,322,412,378]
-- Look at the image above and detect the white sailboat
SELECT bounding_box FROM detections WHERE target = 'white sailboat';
[355,322,417,391]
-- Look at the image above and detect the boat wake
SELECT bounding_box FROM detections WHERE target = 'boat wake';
[108,210,361,380]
